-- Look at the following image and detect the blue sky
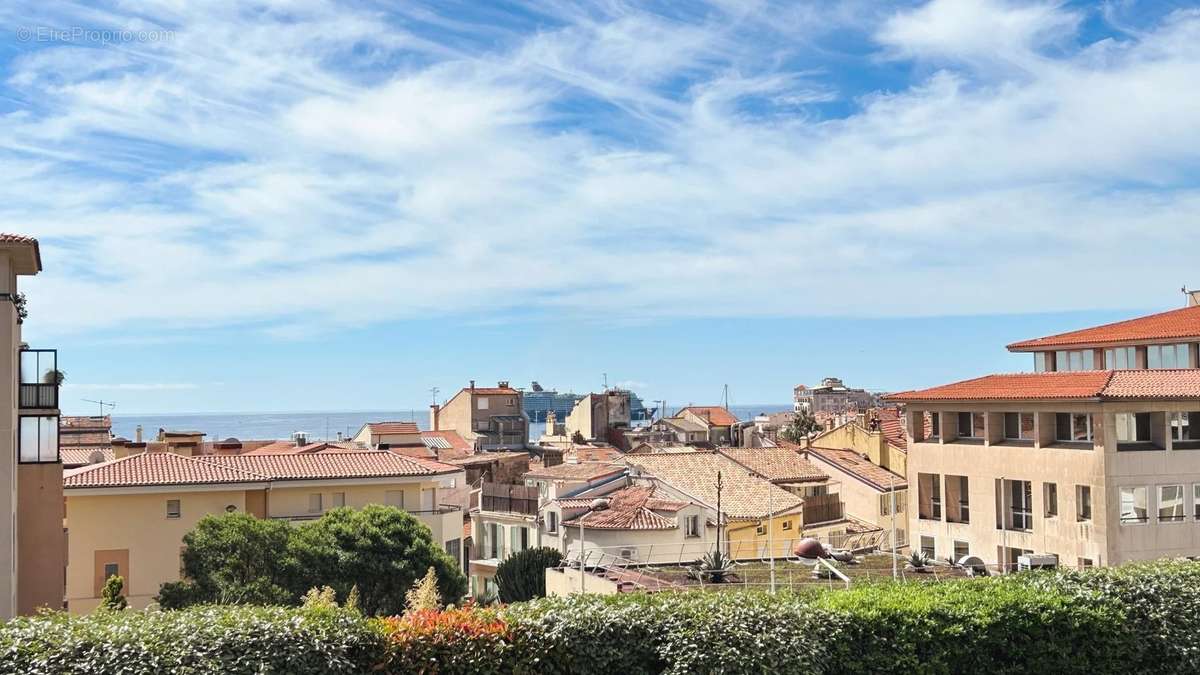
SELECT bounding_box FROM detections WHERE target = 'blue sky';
[1,1,1199,414]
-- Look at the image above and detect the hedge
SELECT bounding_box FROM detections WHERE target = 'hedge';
[5,560,1200,674]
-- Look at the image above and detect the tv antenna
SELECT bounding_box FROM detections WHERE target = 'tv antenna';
[81,398,117,417]
[429,387,440,406]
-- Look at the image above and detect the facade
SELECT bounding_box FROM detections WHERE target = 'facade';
[63,449,464,612]
[60,416,114,468]
[352,421,422,448]
[564,390,631,442]
[891,303,1200,569]
[431,381,528,450]
[0,235,65,618]
[794,377,877,414]
[675,406,737,445]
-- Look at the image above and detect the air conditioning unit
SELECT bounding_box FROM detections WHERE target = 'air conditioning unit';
[619,548,636,560]
[1017,553,1059,571]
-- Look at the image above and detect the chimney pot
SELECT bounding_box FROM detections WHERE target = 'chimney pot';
[470,380,475,391]
[135,425,143,443]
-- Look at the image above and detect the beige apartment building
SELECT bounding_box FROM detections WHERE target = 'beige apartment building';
[430,381,528,450]
[0,235,66,618]
[563,390,631,442]
[891,303,1200,569]
[63,449,464,612]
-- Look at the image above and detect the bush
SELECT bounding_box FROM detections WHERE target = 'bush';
[99,575,127,611]
[383,605,512,675]
[495,547,563,603]
[0,605,386,675]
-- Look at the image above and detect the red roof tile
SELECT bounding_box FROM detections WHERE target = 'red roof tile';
[885,371,1113,402]
[678,406,738,427]
[204,451,459,480]
[560,486,688,530]
[1008,305,1200,351]
[0,234,38,245]
[1102,369,1200,399]
[465,387,520,395]
[718,447,828,483]
[524,461,624,481]
[806,445,906,491]
[64,452,268,488]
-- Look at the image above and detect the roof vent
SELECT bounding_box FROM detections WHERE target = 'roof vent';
[590,498,610,511]
[292,431,309,446]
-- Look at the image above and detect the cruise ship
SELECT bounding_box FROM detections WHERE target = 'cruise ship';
[522,382,653,423]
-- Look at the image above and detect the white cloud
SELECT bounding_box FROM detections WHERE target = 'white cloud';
[2,1,1199,338]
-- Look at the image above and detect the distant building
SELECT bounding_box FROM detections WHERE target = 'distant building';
[564,390,631,442]
[60,416,114,468]
[352,421,422,448]
[794,377,877,414]
[430,381,529,451]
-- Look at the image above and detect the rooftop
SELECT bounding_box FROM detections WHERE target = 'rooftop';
[364,421,420,435]
[805,445,907,491]
[1008,304,1200,351]
[625,452,802,520]
[717,447,828,483]
[677,406,738,427]
[64,452,268,489]
[524,461,624,481]
[560,485,690,531]
[887,369,1200,402]
[875,408,908,451]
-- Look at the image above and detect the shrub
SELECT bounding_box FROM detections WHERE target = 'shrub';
[405,568,442,614]
[686,549,736,583]
[382,605,512,675]
[157,512,293,609]
[495,547,563,603]
[98,575,127,611]
[0,605,386,675]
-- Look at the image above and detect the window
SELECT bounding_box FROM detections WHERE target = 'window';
[956,412,985,439]
[1119,486,1148,523]
[1003,412,1035,440]
[477,397,489,410]
[685,514,700,538]
[421,488,435,512]
[1115,412,1153,447]
[800,484,828,498]
[308,493,323,514]
[756,523,766,536]
[1078,557,1094,569]
[487,522,500,558]
[385,490,404,508]
[1076,485,1092,521]
[166,499,181,519]
[546,511,558,534]
[1169,412,1200,446]
[1148,343,1189,369]
[880,491,906,516]
[103,563,119,581]
[929,412,940,438]
[1194,485,1200,520]
[1055,413,1092,442]
[920,536,935,559]
[919,473,942,520]
[1159,485,1186,522]
[1034,352,1049,372]
[1105,346,1136,370]
[332,492,345,508]
[1008,480,1033,531]
[18,415,59,463]
[953,540,969,561]
[781,519,793,531]
[946,475,969,523]
[1044,483,1058,518]
[1056,349,1095,371]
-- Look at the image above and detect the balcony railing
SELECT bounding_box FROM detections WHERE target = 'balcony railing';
[480,482,539,515]
[802,493,844,525]
[19,348,58,409]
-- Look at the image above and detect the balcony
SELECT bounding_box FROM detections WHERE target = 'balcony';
[801,493,844,526]
[480,483,539,515]
[19,348,59,410]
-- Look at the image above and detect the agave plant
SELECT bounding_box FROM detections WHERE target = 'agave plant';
[908,550,931,569]
[687,550,736,583]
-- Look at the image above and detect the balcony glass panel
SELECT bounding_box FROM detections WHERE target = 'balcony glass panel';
[18,415,58,463]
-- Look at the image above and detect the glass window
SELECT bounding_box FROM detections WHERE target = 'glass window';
[1119,486,1148,523]
[1105,347,1135,370]
[1077,485,1092,521]
[1115,413,1151,444]
[957,412,972,437]
[103,563,119,580]
[1057,350,1095,371]
[477,397,489,410]
[166,499,181,519]
[1003,413,1036,440]
[1055,413,1092,442]
[1044,483,1057,518]
[781,519,793,531]
[308,493,323,513]
[972,413,985,438]
[1159,485,1185,522]
[18,415,59,463]
[929,412,940,437]
[1194,485,1200,519]
[1034,352,1048,372]
[1009,480,1033,530]
[920,536,935,559]
[547,511,558,534]
[1056,351,1068,370]
[953,540,969,560]
[332,492,345,508]
[686,514,700,537]
[1148,343,1190,369]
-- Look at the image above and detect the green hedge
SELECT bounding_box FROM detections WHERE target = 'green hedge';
[5,560,1200,674]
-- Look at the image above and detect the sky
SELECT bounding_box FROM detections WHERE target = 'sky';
[1,0,1198,415]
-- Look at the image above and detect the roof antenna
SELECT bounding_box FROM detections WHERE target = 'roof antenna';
[81,398,117,417]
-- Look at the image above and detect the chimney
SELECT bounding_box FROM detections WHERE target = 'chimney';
[429,403,441,431]
[292,431,308,446]
[498,380,509,389]
[336,431,344,442]
[469,380,475,391]
[135,425,143,443]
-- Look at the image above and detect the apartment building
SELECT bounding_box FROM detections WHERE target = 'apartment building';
[352,421,421,448]
[891,303,1200,569]
[0,235,65,618]
[430,381,528,450]
[63,449,464,612]
[563,390,631,442]
[674,406,737,445]
[794,377,877,414]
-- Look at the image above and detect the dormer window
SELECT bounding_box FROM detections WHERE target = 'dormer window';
[1148,344,1189,369]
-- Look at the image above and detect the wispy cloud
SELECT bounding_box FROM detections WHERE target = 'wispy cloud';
[2,0,1198,338]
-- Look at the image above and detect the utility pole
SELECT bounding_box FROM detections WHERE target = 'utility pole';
[891,473,898,580]
[715,471,723,555]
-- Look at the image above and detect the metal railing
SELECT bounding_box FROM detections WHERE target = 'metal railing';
[19,383,58,409]
[801,494,844,525]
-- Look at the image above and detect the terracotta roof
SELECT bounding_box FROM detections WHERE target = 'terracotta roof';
[0,234,37,245]
[626,452,802,520]
[561,486,689,530]
[886,370,1200,402]
[524,461,624,481]
[885,371,1113,402]
[240,441,364,456]
[564,446,624,463]
[203,450,459,480]
[450,451,528,466]
[464,387,520,395]
[61,447,114,467]
[678,406,738,427]
[875,408,907,450]
[420,430,471,454]
[718,447,828,483]
[1008,304,1200,351]
[365,421,420,435]
[806,445,906,491]
[64,452,268,489]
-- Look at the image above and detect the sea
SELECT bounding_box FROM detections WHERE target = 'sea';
[111,404,794,443]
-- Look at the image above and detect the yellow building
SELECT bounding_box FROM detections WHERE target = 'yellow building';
[63,449,464,612]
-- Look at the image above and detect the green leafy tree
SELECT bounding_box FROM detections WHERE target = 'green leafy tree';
[495,547,563,603]
[779,411,821,443]
[99,575,127,611]
[288,505,467,616]
[156,512,293,609]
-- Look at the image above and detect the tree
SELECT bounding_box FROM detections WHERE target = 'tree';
[405,567,441,614]
[156,512,293,609]
[779,411,821,443]
[495,547,563,603]
[288,505,467,616]
[99,575,127,611]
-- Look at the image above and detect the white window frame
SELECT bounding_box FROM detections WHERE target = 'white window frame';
[1119,486,1148,525]
[166,499,181,519]
[546,510,558,534]
[1105,346,1136,370]
[477,397,490,410]
[1055,413,1093,443]
[1158,484,1186,523]
[1148,343,1189,369]
[919,536,935,559]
